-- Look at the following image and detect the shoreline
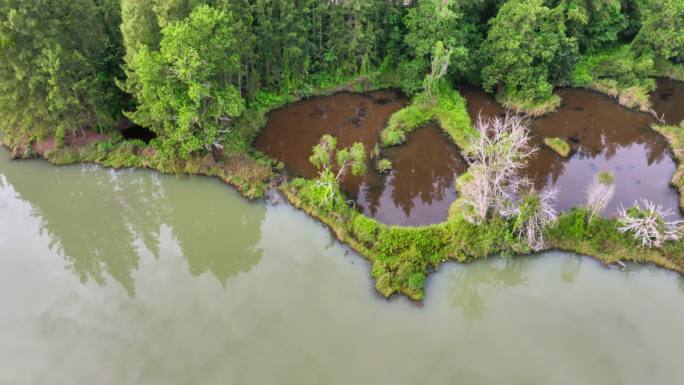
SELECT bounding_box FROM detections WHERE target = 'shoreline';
[3,80,683,302]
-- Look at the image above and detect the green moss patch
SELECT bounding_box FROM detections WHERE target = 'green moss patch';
[543,137,572,157]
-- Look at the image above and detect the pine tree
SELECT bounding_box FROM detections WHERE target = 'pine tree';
[0,0,123,143]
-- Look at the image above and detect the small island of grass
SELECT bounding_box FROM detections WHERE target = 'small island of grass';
[544,137,572,157]
[375,158,392,174]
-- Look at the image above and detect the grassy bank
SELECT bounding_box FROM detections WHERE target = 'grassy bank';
[571,45,656,112]
[652,124,684,209]
[656,60,684,82]
[281,177,523,301]
[282,177,684,301]
[548,209,684,270]
[380,81,474,150]
[498,92,562,117]
[1,133,275,199]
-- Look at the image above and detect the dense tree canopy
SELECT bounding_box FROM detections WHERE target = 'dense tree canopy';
[128,4,244,160]
[633,0,684,61]
[480,0,578,108]
[400,0,469,93]
[0,0,682,158]
[560,0,627,53]
[0,0,123,142]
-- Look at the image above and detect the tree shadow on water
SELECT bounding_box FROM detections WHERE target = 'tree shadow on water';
[448,257,532,320]
[162,176,267,286]
[1,160,266,295]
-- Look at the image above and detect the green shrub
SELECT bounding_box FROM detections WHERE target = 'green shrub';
[571,45,657,111]
[351,215,380,246]
[375,158,392,173]
[543,137,572,157]
[408,273,426,291]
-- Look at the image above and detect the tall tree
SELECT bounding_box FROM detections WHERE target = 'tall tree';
[632,0,684,62]
[128,4,245,160]
[401,0,469,94]
[0,0,123,142]
[424,41,451,101]
[480,0,578,107]
[120,0,205,104]
[559,0,627,53]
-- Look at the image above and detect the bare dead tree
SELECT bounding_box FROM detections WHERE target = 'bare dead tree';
[586,172,615,220]
[509,188,559,251]
[460,113,537,224]
[618,199,683,248]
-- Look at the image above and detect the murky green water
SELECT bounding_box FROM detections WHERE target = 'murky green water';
[2,148,684,385]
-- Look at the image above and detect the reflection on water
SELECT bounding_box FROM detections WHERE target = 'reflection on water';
[2,148,684,385]
[448,257,530,319]
[560,254,583,283]
[461,85,681,217]
[0,156,265,295]
[162,176,265,284]
[359,124,466,225]
[255,91,466,226]
[652,78,684,125]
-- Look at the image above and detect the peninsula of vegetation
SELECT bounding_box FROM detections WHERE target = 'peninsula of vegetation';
[1,0,683,300]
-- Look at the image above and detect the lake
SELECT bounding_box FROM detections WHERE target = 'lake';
[1,149,684,385]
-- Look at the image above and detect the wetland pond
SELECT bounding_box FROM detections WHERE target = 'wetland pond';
[461,84,682,217]
[257,82,683,224]
[652,77,684,125]
[2,149,684,385]
[255,90,466,226]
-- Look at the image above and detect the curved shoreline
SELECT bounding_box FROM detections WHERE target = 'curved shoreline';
[3,81,683,302]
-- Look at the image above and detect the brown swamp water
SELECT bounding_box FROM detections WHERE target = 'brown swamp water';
[652,77,684,125]
[460,85,682,217]
[256,82,682,224]
[255,90,466,226]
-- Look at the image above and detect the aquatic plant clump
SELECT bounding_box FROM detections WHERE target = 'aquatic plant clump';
[375,158,392,174]
[618,199,683,248]
[543,137,571,157]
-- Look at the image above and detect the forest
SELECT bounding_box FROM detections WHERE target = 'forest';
[1,0,684,299]
[1,0,682,153]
